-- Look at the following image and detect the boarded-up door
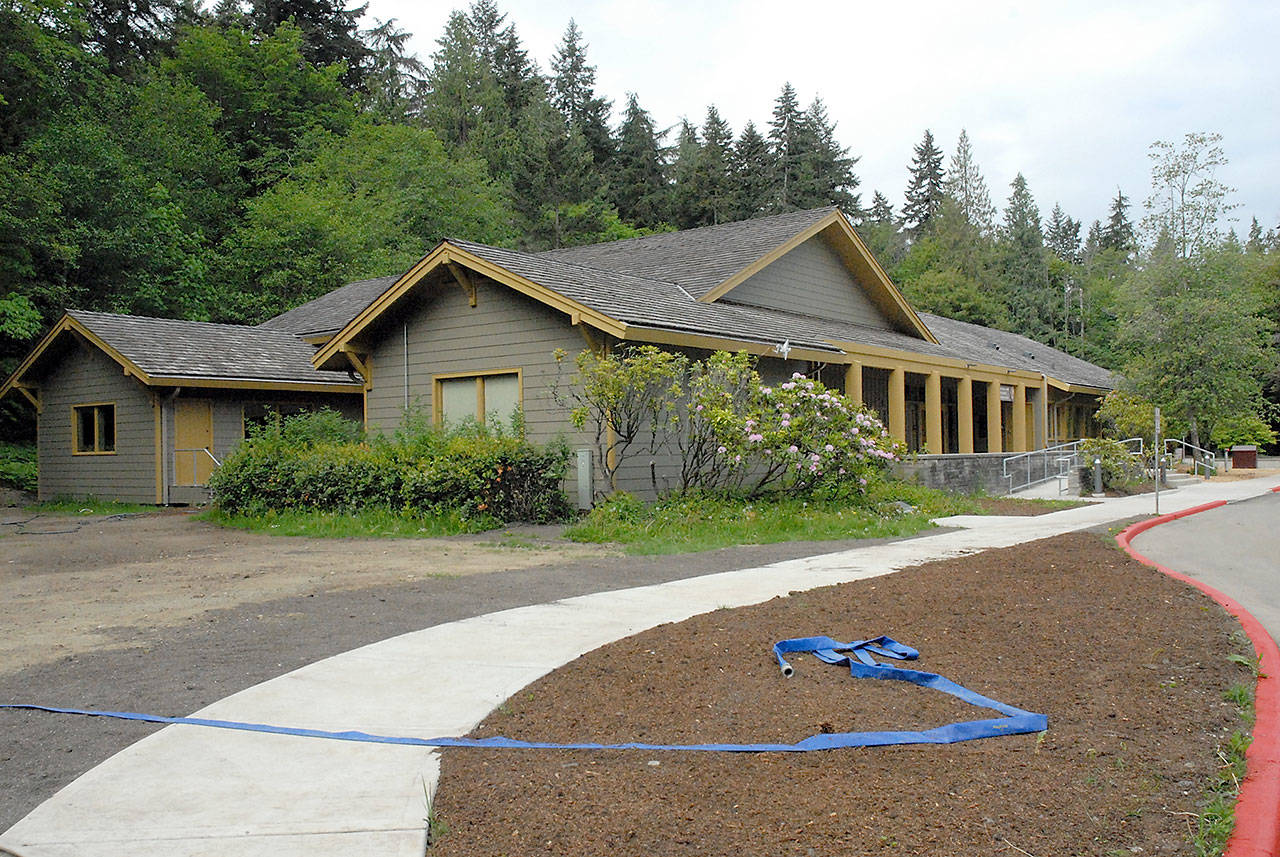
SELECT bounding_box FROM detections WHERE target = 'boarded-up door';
[175,399,214,485]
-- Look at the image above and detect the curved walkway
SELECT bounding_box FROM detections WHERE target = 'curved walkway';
[4,475,1279,857]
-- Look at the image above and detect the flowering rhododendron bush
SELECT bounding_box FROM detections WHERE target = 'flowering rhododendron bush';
[557,347,901,498]
[685,352,901,496]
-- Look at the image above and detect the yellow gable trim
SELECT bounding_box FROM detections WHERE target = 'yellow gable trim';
[0,315,151,405]
[311,242,629,371]
[698,210,938,345]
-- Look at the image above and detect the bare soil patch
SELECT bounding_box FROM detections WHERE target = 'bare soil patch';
[0,509,613,673]
[431,531,1249,857]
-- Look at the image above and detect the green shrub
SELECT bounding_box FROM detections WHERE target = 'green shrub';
[1079,437,1145,492]
[209,411,571,524]
[0,441,37,493]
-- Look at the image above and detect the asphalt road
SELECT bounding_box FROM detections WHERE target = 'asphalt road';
[1131,490,1280,643]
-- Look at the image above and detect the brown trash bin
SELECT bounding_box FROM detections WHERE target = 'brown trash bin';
[1229,445,1258,469]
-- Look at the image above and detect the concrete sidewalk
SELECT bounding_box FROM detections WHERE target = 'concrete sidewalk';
[5,475,1280,857]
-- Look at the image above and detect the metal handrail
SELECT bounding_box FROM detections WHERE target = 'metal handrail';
[1164,438,1216,477]
[1003,437,1146,494]
[174,447,222,486]
[1003,440,1083,493]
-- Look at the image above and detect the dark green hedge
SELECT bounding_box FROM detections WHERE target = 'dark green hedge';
[208,410,572,524]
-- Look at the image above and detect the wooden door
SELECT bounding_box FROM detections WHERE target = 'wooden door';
[174,399,214,485]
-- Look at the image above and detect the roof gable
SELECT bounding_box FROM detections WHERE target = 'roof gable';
[538,207,838,299]
[720,232,894,330]
[1,311,363,403]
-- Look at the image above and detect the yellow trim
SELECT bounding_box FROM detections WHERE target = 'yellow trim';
[431,368,523,426]
[153,397,163,504]
[146,377,362,394]
[624,326,841,364]
[71,401,117,455]
[312,243,627,372]
[698,211,939,345]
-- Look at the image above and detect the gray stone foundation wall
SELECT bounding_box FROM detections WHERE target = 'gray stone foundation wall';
[891,453,1018,495]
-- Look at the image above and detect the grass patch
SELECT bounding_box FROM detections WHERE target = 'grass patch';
[1191,678,1255,856]
[0,441,36,493]
[200,506,502,539]
[564,479,985,555]
[31,498,156,516]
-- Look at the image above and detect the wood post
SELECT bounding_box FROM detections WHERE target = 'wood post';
[958,376,974,454]
[888,367,906,444]
[925,372,942,454]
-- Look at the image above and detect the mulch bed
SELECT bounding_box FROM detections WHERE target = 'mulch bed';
[430,531,1251,856]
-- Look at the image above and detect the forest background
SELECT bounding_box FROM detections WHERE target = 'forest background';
[1,0,1276,448]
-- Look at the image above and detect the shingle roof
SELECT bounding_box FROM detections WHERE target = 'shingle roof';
[69,310,362,387]
[537,207,838,298]
[259,275,399,336]
[450,237,1114,390]
[453,238,946,357]
[919,313,1116,390]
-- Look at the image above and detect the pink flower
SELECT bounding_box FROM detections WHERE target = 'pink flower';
[788,445,799,454]
[717,445,727,454]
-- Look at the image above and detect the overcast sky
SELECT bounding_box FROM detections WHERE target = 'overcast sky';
[365,0,1279,236]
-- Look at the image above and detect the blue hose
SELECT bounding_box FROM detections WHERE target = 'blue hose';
[1,635,1046,752]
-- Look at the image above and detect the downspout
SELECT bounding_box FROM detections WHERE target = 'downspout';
[160,387,181,505]
[403,323,409,411]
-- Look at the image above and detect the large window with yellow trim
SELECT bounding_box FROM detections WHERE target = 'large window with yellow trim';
[72,403,116,454]
[434,370,521,426]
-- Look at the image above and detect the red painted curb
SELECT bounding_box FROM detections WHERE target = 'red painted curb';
[1118,505,1280,857]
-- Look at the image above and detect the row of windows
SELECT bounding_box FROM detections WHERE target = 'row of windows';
[65,372,522,457]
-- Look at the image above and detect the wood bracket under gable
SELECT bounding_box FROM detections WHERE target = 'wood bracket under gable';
[340,347,372,386]
[14,383,39,412]
[447,261,477,308]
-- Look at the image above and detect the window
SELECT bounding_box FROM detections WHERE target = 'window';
[435,371,520,426]
[72,403,116,454]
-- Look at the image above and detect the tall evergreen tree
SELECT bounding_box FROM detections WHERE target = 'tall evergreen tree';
[421,11,502,154]
[902,129,944,238]
[1100,188,1135,257]
[732,120,773,220]
[610,92,668,228]
[767,82,803,211]
[360,17,425,121]
[467,0,541,119]
[999,173,1053,342]
[868,191,895,225]
[690,105,735,226]
[944,129,995,234]
[247,0,371,89]
[669,118,702,229]
[1045,203,1082,264]
[795,97,860,214]
[549,19,612,170]
[83,0,191,76]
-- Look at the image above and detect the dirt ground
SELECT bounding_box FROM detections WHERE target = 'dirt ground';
[431,531,1252,857]
[0,508,613,674]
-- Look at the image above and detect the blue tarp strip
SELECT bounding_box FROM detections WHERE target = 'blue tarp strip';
[1,635,1046,752]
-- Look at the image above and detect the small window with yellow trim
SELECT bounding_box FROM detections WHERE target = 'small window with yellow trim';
[435,371,520,427]
[73,403,116,453]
